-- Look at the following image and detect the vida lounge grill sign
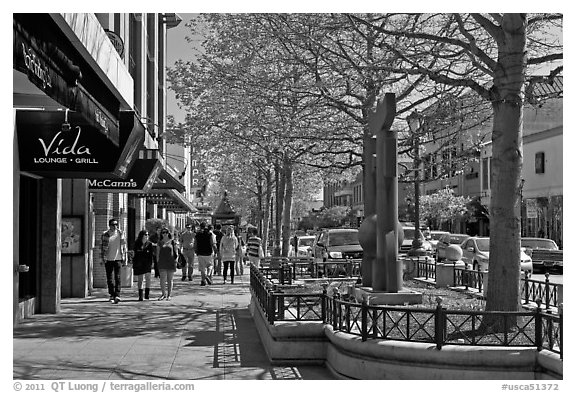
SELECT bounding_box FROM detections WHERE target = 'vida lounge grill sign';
[17,110,122,178]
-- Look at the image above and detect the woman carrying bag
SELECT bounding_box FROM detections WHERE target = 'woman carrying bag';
[132,230,156,301]
[156,228,178,300]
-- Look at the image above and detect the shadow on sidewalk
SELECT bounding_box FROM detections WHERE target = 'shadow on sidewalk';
[14,280,333,380]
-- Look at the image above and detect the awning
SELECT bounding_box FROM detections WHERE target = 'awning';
[13,16,120,145]
[16,110,144,179]
[152,168,186,193]
[140,189,197,214]
[88,148,163,193]
[466,197,490,219]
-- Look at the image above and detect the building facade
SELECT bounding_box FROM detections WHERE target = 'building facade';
[13,13,195,324]
[480,87,563,247]
[323,80,562,245]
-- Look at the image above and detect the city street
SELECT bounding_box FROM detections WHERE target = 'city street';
[12,13,563,382]
[531,273,562,286]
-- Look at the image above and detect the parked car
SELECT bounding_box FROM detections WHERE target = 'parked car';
[436,233,470,261]
[312,228,363,261]
[288,235,316,257]
[428,230,450,257]
[460,237,533,274]
[399,226,433,255]
[521,237,562,273]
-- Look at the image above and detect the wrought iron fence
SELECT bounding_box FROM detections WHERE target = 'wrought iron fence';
[454,266,484,293]
[313,259,362,278]
[415,258,436,280]
[250,264,325,324]
[259,257,361,283]
[521,273,561,310]
[250,265,562,358]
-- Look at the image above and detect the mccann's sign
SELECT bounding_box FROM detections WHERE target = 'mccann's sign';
[88,150,163,193]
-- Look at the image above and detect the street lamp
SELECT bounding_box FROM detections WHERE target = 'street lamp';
[406,111,425,256]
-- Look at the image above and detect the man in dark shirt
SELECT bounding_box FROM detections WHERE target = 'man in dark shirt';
[212,223,224,275]
[194,222,217,286]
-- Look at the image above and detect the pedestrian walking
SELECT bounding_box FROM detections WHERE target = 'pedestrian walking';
[100,218,127,304]
[156,228,178,300]
[234,228,245,276]
[132,229,155,301]
[212,223,224,275]
[194,222,217,286]
[246,227,264,268]
[220,226,238,284]
[179,223,196,281]
[149,227,162,278]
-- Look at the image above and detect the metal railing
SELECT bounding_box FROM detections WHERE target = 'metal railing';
[259,256,361,283]
[454,266,484,293]
[521,273,561,311]
[250,265,563,358]
[415,257,436,280]
[250,264,325,324]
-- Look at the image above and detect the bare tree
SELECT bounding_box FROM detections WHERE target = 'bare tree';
[348,13,562,317]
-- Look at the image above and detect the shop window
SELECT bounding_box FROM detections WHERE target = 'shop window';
[535,152,545,174]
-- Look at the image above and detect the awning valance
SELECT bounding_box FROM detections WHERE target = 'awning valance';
[88,148,163,193]
[152,167,186,193]
[139,189,196,214]
[13,16,120,145]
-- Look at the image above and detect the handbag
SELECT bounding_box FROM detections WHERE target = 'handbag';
[177,251,187,269]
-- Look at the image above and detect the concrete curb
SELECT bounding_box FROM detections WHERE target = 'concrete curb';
[250,294,563,380]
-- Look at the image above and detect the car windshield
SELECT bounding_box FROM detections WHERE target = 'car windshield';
[475,238,490,251]
[521,239,558,250]
[328,232,359,246]
[299,238,315,247]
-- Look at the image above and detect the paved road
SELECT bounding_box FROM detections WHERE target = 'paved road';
[531,273,562,285]
[13,273,334,380]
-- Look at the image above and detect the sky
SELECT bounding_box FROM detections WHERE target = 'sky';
[166,14,197,124]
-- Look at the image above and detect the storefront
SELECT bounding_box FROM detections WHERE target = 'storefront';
[144,168,197,230]
[13,13,136,323]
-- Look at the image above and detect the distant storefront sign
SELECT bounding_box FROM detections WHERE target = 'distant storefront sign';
[526,199,538,219]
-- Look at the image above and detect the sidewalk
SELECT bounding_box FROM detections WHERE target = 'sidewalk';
[13,272,334,380]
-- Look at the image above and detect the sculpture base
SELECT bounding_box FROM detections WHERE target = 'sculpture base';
[353,287,423,305]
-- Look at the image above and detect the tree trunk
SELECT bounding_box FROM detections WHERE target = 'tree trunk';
[262,168,273,255]
[281,159,293,257]
[483,15,527,327]
[275,158,286,256]
[256,169,263,234]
